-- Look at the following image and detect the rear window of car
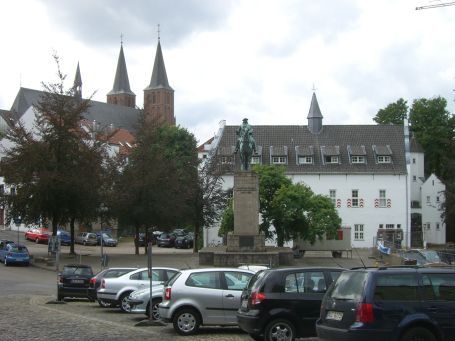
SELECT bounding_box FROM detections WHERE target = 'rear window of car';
[422,273,455,301]
[247,270,268,291]
[374,274,419,301]
[328,271,367,301]
[8,245,28,253]
[165,271,181,286]
[63,266,93,276]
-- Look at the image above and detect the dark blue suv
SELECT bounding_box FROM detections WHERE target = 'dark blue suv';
[317,266,455,341]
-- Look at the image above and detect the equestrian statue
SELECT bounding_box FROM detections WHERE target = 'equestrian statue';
[234,118,256,171]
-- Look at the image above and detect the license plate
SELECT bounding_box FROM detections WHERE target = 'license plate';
[326,310,343,321]
[71,279,84,284]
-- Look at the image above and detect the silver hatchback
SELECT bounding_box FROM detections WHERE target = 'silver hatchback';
[159,268,254,335]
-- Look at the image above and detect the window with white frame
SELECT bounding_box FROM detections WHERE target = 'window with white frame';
[351,155,365,164]
[379,224,384,229]
[397,224,401,229]
[325,155,339,164]
[352,190,359,207]
[377,155,391,163]
[354,224,364,241]
[272,156,287,164]
[379,190,386,207]
[251,156,261,165]
[298,156,313,164]
[386,224,394,229]
[436,223,440,230]
[329,190,336,206]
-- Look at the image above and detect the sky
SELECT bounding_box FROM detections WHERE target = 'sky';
[0,0,454,145]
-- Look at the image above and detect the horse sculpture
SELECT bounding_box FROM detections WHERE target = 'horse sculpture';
[236,123,256,171]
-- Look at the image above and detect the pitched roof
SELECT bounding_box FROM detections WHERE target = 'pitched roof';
[307,92,323,119]
[144,41,173,91]
[74,62,82,88]
[410,136,424,153]
[9,87,140,132]
[217,124,406,174]
[107,44,135,96]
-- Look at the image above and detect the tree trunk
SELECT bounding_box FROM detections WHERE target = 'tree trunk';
[52,214,59,236]
[70,217,76,255]
[193,224,199,253]
[134,224,139,255]
[144,228,148,255]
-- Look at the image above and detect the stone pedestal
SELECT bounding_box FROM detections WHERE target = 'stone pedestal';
[226,171,266,252]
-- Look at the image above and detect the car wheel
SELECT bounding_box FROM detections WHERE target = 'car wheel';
[148,298,162,320]
[119,292,132,313]
[400,327,436,341]
[173,308,201,335]
[264,318,295,341]
[98,299,112,308]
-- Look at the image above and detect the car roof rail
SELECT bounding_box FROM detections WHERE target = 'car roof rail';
[377,265,422,270]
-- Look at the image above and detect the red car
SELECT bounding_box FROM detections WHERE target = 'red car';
[25,228,50,244]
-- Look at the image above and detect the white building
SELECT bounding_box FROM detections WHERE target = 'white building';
[421,174,446,246]
[203,92,420,249]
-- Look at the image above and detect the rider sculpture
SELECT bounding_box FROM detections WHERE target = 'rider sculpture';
[234,118,256,171]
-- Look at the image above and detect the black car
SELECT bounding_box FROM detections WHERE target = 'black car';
[95,232,118,247]
[88,267,137,306]
[174,233,194,249]
[58,264,94,301]
[237,267,344,340]
[317,266,455,341]
[156,232,177,247]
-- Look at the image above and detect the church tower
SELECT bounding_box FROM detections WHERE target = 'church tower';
[307,92,323,134]
[107,42,136,108]
[143,38,175,126]
[73,62,82,99]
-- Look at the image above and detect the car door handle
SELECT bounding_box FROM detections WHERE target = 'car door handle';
[225,294,235,298]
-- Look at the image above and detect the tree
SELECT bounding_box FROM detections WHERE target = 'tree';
[219,197,233,238]
[373,98,408,125]
[112,116,199,255]
[409,97,454,178]
[0,56,105,240]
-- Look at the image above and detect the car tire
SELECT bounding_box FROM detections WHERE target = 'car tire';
[400,327,436,341]
[148,298,162,320]
[98,299,112,308]
[119,292,133,313]
[264,318,296,341]
[173,308,201,336]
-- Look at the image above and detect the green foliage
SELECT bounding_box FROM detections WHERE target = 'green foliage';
[219,197,234,237]
[373,98,408,125]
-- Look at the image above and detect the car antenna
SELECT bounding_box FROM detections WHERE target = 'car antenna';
[331,257,343,268]
[354,248,367,268]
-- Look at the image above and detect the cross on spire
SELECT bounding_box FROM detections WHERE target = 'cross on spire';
[120,33,123,45]
[312,83,317,92]
[157,24,160,41]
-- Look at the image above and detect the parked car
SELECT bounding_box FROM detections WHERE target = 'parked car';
[399,249,447,266]
[58,264,94,301]
[0,239,14,249]
[88,267,137,306]
[136,231,162,247]
[174,233,194,249]
[97,267,178,312]
[237,267,344,340]
[126,284,166,319]
[317,266,455,341]
[0,243,30,266]
[75,232,98,246]
[57,230,71,246]
[96,232,118,247]
[156,232,177,247]
[172,228,187,237]
[24,228,50,244]
[159,268,255,335]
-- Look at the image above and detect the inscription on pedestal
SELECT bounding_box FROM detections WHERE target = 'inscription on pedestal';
[239,236,254,248]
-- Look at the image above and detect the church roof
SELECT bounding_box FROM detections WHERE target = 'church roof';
[9,87,140,132]
[74,62,82,88]
[217,124,406,174]
[107,44,135,96]
[144,41,173,91]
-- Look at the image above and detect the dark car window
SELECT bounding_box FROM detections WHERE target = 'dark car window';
[330,271,342,283]
[287,271,326,293]
[422,273,455,301]
[328,271,367,301]
[247,270,268,290]
[166,270,178,281]
[8,245,28,253]
[186,272,221,289]
[374,274,419,301]
[224,271,252,290]
[63,266,93,276]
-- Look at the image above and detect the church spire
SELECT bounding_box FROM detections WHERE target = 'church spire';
[143,34,175,126]
[107,41,136,108]
[73,62,82,99]
[307,91,323,134]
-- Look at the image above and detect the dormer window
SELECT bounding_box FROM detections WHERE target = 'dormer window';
[251,156,261,164]
[351,155,365,164]
[377,155,391,163]
[270,146,288,165]
[272,156,287,164]
[325,155,339,164]
[298,156,313,164]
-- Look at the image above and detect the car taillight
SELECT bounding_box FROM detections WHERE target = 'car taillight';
[164,287,171,300]
[355,303,374,323]
[101,279,106,289]
[250,291,266,305]
[89,277,96,286]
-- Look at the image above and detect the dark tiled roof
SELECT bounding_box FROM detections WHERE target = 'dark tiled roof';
[321,145,339,156]
[9,87,140,132]
[217,124,406,174]
[107,45,135,96]
[254,145,263,155]
[348,145,366,155]
[295,145,313,156]
[270,146,288,156]
[144,41,173,91]
[373,145,393,155]
[410,136,424,153]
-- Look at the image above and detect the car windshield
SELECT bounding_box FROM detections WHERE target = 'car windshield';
[327,271,367,301]
[63,266,93,276]
[102,233,112,238]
